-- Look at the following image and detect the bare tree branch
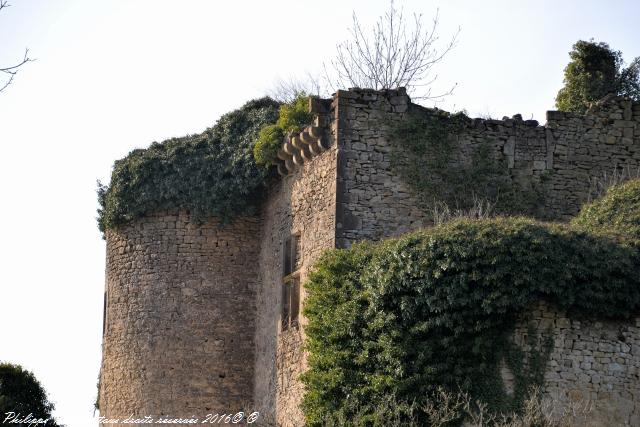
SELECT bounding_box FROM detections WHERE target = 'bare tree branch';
[268,72,329,103]
[325,0,459,102]
[0,48,31,73]
[0,2,33,93]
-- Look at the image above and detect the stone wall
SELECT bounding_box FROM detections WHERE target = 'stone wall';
[254,142,337,426]
[334,88,427,247]
[545,99,640,219]
[508,303,640,426]
[327,88,640,426]
[261,88,640,424]
[99,212,260,422]
[334,89,640,235]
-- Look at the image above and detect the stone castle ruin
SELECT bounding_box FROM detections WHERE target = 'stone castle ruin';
[99,88,640,426]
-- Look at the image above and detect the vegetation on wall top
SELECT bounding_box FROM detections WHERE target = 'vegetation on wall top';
[98,94,314,233]
[253,94,313,166]
[97,98,280,233]
[302,180,640,426]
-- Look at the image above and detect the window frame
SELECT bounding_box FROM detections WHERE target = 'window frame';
[282,234,302,331]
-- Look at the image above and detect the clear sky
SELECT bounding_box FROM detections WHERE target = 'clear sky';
[0,1,638,425]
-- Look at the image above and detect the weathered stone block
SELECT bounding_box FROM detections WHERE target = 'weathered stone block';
[533,160,547,170]
[547,111,565,121]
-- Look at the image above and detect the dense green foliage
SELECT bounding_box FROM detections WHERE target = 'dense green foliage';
[302,199,640,425]
[253,94,312,166]
[0,363,63,426]
[555,40,640,113]
[572,179,640,238]
[98,93,314,231]
[97,98,280,232]
[390,109,545,217]
[276,95,313,133]
[253,124,284,166]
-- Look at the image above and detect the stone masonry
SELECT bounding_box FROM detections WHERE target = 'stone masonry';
[100,88,640,426]
[100,212,260,420]
[254,140,337,426]
[508,303,640,426]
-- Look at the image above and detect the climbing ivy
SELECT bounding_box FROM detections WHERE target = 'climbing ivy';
[499,326,554,414]
[97,92,315,234]
[302,181,640,426]
[97,98,280,233]
[98,93,316,233]
[390,109,545,217]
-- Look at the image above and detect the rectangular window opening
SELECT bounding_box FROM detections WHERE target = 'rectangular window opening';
[283,234,301,277]
[283,237,292,276]
[290,277,300,327]
[102,291,107,336]
[282,233,302,331]
[282,279,291,331]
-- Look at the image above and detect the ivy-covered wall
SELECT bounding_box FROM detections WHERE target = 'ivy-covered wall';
[312,88,640,426]
[303,179,640,426]
[334,89,640,247]
[510,301,640,427]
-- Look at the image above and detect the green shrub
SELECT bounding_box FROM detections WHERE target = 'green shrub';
[97,98,280,233]
[572,178,640,238]
[276,94,313,134]
[252,94,312,166]
[0,363,63,426]
[253,124,284,166]
[302,217,640,426]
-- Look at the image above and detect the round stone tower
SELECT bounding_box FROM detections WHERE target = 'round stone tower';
[99,211,260,418]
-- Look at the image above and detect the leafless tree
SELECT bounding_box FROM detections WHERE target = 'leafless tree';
[1,1,33,93]
[325,0,459,100]
[268,72,328,103]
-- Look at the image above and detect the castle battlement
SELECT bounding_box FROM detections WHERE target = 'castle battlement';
[100,88,640,426]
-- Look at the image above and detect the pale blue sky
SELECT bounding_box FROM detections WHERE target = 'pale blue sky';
[0,1,638,426]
